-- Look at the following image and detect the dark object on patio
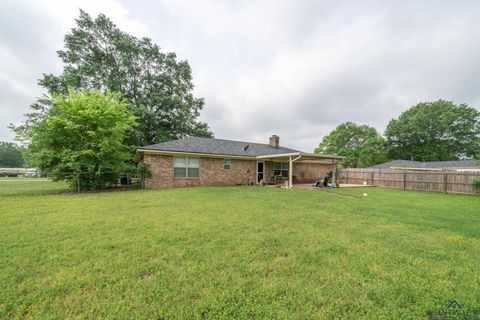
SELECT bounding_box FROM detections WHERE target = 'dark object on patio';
[312,176,329,188]
[120,174,132,186]
[327,171,333,179]
[322,176,329,187]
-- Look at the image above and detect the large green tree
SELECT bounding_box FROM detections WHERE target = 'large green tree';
[15,10,212,147]
[314,122,389,168]
[385,100,480,161]
[25,89,136,189]
[0,142,24,168]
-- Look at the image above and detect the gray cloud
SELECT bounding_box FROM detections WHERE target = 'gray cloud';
[1,0,480,151]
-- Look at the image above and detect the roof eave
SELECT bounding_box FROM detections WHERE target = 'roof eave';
[390,167,442,171]
[133,149,144,163]
[299,152,345,160]
[133,148,345,163]
[256,152,344,160]
[255,152,302,159]
[133,148,256,160]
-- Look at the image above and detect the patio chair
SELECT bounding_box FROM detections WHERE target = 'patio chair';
[322,176,329,187]
[311,176,328,188]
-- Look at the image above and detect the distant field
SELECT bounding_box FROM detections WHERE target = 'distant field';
[1,180,479,319]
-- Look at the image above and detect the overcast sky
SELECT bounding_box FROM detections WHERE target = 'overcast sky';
[2,0,480,151]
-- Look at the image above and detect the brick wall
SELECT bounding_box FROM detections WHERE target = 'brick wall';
[142,154,334,188]
[264,161,333,184]
[142,154,256,188]
[293,162,333,183]
[264,161,274,184]
[200,158,256,186]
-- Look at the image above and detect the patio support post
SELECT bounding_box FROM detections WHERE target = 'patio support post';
[289,156,293,188]
[332,159,336,185]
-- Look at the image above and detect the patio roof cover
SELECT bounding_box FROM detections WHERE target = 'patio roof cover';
[256,152,344,188]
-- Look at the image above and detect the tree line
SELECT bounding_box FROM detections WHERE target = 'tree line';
[0,142,24,168]
[315,100,480,168]
[3,10,479,189]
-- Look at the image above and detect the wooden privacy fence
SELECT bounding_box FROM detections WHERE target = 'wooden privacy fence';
[339,168,480,195]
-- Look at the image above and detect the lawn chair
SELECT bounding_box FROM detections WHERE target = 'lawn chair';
[312,176,329,188]
[322,176,329,187]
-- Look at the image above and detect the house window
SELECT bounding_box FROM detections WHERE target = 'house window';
[174,157,199,178]
[224,159,231,171]
[274,162,289,178]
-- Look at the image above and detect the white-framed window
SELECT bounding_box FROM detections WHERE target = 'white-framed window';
[224,159,231,171]
[174,157,199,178]
[274,162,289,178]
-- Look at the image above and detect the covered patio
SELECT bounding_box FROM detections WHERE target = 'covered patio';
[256,152,344,189]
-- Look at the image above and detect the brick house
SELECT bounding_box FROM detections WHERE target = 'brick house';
[133,135,343,188]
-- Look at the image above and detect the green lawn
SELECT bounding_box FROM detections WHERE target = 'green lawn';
[1,181,479,319]
[0,178,68,196]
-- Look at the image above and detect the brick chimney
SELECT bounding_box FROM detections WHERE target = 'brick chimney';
[269,135,279,148]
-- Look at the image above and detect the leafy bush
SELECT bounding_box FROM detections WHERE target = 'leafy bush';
[24,88,137,190]
[474,180,480,189]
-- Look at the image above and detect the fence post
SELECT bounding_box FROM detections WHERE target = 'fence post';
[77,177,80,193]
[371,171,374,186]
[444,173,448,194]
[403,172,406,190]
[346,171,349,184]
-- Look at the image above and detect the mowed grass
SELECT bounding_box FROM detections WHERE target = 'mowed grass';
[0,181,479,319]
[0,178,68,196]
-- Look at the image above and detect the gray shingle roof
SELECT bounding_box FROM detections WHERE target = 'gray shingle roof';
[371,159,479,169]
[139,137,301,157]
